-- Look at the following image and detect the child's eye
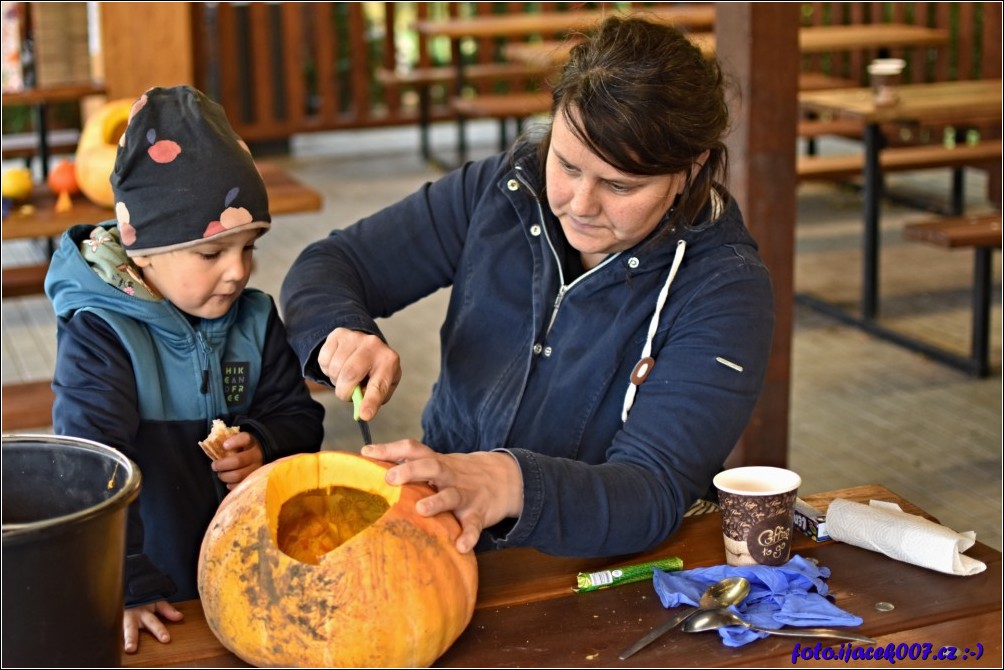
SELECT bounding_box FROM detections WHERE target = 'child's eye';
[198,251,221,260]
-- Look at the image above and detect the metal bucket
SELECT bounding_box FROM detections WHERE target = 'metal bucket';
[2,434,141,667]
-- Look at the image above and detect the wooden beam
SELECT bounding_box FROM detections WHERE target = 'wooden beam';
[715,4,800,468]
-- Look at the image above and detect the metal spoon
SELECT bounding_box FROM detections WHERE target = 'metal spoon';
[683,607,878,644]
[619,576,752,660]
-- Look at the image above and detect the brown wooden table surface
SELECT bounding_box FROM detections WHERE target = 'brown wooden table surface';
[503,23,948,69]
[2,160,322,242]
[121,484,1001,668]
[413,4,714,40]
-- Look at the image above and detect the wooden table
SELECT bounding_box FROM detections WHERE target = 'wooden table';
[412,4,715,168]
[412,4,715,41]
[503,23,948,69]
[121,484,1001,668]
[1,81,107,178]
[797,79,1002,371]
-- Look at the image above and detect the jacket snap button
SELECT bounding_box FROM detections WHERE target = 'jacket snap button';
[543,346,553,357]
[533,343,543,355]
[627,257,640,269]
[631,356,655,384]
[507,179,519,191]
[530,224,542,236]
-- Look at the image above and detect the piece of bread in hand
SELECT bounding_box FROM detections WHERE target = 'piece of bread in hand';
[198,419,240,461]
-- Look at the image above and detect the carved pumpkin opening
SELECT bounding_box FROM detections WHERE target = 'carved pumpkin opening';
[276,487,390,564]
[263,452,402,564]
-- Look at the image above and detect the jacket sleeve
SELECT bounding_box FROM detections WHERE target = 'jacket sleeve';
[280,155,505,379]
[234,301,325,461]
[51,310,177,605]
[489,258,775,558]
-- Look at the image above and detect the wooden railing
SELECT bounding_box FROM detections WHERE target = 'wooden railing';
[191,2,666,144]
[801,2,1001,85]
[188,2,998,146]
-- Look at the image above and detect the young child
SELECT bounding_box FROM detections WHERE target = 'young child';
[44,86,325,654]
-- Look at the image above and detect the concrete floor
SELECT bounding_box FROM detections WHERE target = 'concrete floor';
[2,122,1001,552]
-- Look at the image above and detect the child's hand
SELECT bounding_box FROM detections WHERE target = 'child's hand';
[123,600,184,653]
[212,431,264,489]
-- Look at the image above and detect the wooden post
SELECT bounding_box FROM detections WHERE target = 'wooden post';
[98,3,196,100]
[715,4,800,468]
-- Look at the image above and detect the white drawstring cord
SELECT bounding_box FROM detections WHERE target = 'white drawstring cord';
[621,239,687,422]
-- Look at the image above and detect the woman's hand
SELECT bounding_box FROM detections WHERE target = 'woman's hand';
[122,600,184,653]
[361,440,524,553]
[212,431,263,489]
[317,327,401,421]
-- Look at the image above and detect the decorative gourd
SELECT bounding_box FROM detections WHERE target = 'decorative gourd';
[198,451,479,668]
[47,159,80,196]
[1,167,33,201]
[74,98,133,208]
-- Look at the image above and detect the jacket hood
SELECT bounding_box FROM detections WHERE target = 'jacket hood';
[45,223,233,343]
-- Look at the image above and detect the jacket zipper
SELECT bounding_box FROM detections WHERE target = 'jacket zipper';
[195,331,212,394]
[514,165,621,341]
[535,199,620,339]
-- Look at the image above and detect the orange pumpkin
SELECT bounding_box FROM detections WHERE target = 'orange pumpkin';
[47,160,80,196]
[75,99,133,208]
[198,451,479,668]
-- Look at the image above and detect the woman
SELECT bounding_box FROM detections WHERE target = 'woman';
[281,16,774,558]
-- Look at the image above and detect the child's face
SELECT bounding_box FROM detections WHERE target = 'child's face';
[133,229,261,319]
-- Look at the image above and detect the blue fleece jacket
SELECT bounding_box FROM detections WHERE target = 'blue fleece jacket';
[281,143,774,559]
[46,223,324,605]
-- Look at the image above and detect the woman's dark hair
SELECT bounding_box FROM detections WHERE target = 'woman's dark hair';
[541,15,731,230]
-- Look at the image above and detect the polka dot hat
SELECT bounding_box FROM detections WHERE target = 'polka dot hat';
[110,85,271,257]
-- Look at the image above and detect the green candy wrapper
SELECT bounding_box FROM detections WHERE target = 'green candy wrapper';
[573,556,683,593]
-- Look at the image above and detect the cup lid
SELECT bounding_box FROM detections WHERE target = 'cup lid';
[868,58,906,75]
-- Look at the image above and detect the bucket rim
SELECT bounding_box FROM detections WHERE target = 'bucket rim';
[2,433,142,539]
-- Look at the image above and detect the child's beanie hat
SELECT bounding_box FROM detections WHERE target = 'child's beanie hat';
[111,85,271,257]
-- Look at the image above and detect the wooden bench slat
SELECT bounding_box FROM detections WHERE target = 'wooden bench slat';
[2,262,50,298]
[902,213,1003,249]
[376,62,549,87]
[797,118,863,139]
[1,378,336,433]
[797,139,1003,182]
[2,380,55,431]
[450,91,552,119]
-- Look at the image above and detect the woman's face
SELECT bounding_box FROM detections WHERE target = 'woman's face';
[133,229,259,319]
[545,108,688,270]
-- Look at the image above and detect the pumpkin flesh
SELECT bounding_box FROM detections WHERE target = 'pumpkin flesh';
[198,452,478,668]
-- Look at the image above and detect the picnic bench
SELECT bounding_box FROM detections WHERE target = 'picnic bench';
[900,212,1002,377]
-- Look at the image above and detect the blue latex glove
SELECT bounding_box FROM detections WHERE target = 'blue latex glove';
[652,555,864,647]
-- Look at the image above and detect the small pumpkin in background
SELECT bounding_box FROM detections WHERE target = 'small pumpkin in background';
[47,159,80,196]
[47,160,80,212]
[198,451,479,668]
[75,98,133,208]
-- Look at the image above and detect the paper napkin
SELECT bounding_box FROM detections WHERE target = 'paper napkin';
[826,498,987,576]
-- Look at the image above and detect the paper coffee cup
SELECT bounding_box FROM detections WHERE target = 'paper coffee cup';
[867,58,906,107]
[714,466,801,566]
